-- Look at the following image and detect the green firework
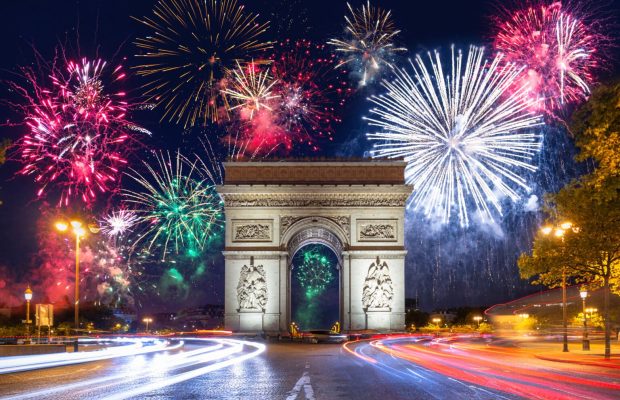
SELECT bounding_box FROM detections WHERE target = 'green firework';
[296,246,334,298]
[123,151,223,260]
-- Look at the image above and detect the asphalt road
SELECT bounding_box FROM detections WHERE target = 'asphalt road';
[0,336,616,399]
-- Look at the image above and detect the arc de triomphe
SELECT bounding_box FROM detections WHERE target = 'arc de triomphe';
[218,160,412,333]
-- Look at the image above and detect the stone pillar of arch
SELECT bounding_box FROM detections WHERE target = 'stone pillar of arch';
[218,160,412,334]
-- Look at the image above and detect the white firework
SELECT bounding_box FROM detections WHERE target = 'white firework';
[328,1,406,86]
[366,45,543,227]
[100,209,140,237]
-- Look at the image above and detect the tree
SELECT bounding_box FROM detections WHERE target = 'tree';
[518,181,620,359]
[570,82,620,193]
[405,309,429,330]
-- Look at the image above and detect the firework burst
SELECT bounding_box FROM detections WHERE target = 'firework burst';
[123,151,223,259]
[295,245,334,298]
[12,57,146,207]
[328,1,406,86]
[366,46,543,227]
[133,0,272,127]
[271,40,352,142]
[492,1,604,113]
[222,61,279,120]
[100,209,140,237]
[222,39,352,156]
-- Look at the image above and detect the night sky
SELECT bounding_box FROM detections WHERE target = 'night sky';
[0,0,618,312]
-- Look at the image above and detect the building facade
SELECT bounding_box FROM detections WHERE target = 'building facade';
[218,160,412,333]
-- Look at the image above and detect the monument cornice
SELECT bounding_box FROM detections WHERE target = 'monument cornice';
[223,160,407,185]
[219,192,410,208]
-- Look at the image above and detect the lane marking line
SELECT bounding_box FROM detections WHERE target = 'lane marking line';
[286,365,315,400]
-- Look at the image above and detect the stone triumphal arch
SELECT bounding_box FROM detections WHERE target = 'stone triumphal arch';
[218,160,412,333]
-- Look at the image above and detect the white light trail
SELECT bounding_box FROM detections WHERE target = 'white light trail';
[366,45,543,227]
[102,339,266,400]
[3,338,265,400]
[0,338,178,374]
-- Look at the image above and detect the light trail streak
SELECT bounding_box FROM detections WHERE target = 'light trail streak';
[0,338,178,374]
[5,341,224,400]
[369,336,620,399]
[4,338,265,400]
[102,339,266,400]
[342,340,377,364]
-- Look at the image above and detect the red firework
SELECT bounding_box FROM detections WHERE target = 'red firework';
[227,39,352,156]
[492,1,604,113]
[11,56,147,207]
[270,39,352,145]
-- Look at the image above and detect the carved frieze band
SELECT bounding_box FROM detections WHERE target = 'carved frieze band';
[357,219,398,242]
[222,193,409,208]
[232,219,273,242]
[280,215,350,240]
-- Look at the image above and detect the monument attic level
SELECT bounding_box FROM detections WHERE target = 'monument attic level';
[218,160,412,333]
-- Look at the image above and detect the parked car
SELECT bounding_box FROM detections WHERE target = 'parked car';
[302,330,348,344]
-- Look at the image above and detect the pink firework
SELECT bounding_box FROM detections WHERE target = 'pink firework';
[226,39,352,156]
[492,1,603,113]
[12,57,147,207]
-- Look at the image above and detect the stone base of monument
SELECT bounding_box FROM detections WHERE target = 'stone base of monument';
[365,307,392,331]
[238,309,264,332]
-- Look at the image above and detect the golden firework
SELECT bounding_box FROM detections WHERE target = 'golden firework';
[133,0,272,127]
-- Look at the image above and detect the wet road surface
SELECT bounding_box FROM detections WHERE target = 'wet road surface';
[0,336,616,399]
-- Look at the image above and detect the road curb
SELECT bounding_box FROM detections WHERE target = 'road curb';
[534,354,620,369]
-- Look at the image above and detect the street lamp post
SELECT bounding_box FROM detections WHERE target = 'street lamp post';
[473,316,482,329]
[580,288,590,351]
[55,220,88,352]
[143,317,153,333]
[24,286,33,344]
[541,221,577,353]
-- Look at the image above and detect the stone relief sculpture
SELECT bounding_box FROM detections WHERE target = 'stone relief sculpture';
[362,257,394,310]
[237,259,267,311]
[280,215,350,239]
[234,224,270,240]
[359,223,395,239]
[280,216,304,236]
[329,216,350,237]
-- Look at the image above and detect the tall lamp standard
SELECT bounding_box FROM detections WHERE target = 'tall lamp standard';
[55,219,98,352]
[24,286,33,344]
[580,288,590,351]
[541,221,578,353]
[473,316,483,329]
[143,317,153,333]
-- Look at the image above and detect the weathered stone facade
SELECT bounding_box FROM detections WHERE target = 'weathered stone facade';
[219,161,411,333]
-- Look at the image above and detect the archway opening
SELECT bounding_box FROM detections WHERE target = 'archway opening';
[290,244,340,330]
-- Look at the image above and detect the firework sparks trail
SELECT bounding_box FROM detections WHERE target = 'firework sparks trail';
[328,1,406,86]
[221,40,351,156]
[123,151,223,260]
[366,46,543,227]
[100,209,140,237]
[270,40,352,143]
[10,57,147,207]
[222,61,279,120]
[133,0,272,127]
[295,245,334,298]
[492,1,604,113]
